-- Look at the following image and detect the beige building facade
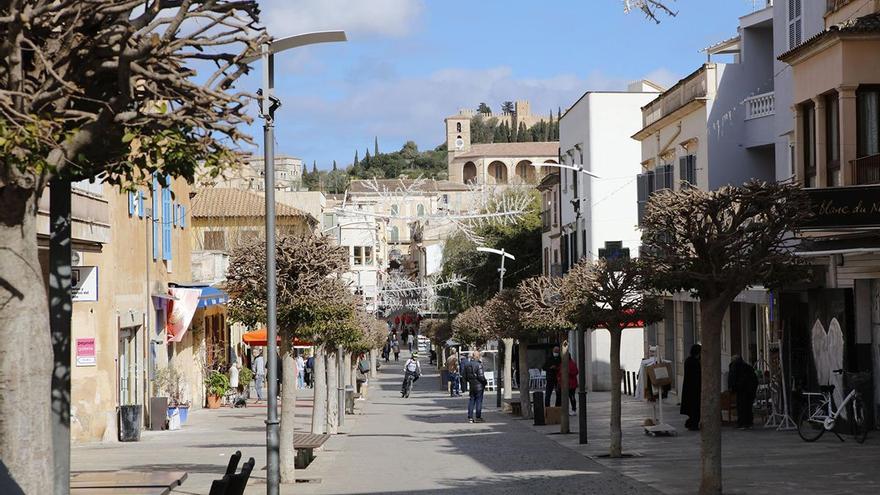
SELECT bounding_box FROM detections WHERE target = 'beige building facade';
[38,176,195,443]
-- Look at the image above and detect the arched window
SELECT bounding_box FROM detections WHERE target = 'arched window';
[417,204,425,217]
[390,226,399,243]
[456,122,462,132]
[390,204,399,216]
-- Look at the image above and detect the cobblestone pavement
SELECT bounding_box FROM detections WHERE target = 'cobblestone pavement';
[293,355,660,495]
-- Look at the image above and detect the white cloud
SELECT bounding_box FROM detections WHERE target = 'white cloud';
[258,0,424,38]
[642,67,680,89]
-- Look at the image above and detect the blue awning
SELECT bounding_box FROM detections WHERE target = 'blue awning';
[198,286,228,308]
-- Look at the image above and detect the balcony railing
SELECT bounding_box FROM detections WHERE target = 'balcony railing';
[852,154,880,185]
[643,65,709,127]
[744,91,775,120]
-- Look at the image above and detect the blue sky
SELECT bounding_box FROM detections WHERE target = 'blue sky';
[239,0,764,169]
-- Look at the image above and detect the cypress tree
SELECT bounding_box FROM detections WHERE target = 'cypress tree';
[354,150,359,168]
[374,136,379,157]
[332,160,337,171]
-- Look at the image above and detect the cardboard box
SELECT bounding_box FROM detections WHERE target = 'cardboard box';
[647,362,673,387]
[544,406,562,425]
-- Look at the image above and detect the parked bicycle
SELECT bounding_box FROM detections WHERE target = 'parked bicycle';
[797,369,870,443]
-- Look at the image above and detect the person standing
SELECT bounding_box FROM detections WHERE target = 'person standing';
[295,353,306,390]
[463,351,488,423]
[729,355,759,429]
[253,350,266,402]
[680,344,702,430]
[542,346,562,407]
[446,352,461,397]
[305,353,314,388]
[557,356,578,415]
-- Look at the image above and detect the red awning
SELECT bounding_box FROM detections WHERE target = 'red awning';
[242,328,313,347]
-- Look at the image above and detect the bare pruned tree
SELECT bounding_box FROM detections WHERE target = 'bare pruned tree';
[452,305,492,348]
[622,0,678,23]
[0,2,264,492]
[640,181,810,494]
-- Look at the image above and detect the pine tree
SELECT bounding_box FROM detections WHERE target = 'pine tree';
[354,150,359,168]
[332,160,337,171]
[374,136,379,157]
[312,160,318,174]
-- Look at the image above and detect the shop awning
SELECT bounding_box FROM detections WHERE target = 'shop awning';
[242,328,313,347]
[198,286,228,308]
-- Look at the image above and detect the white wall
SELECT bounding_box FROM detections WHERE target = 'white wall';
[589,328,646,391]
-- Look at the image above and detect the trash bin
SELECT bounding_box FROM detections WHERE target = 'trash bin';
[118,405,143,442]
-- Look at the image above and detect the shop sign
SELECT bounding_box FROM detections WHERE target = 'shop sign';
[804,185,880,230]
[71,266,98,302]
[76,338,96,366]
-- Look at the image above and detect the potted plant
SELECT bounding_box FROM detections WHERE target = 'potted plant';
[155,366,192,423]
[205,371,230,409]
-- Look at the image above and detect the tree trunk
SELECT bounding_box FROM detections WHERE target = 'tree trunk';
[699,299,728,495]
[0,189,54,494]
[369,349,377,379]
[343,352,353,388]
[503,338,514,402]
[279,340,297,483]
[560,337,570,434]
[310,348,327,434]
[326,351,338,434]
[517,340,532,419]
[610,330,623,458]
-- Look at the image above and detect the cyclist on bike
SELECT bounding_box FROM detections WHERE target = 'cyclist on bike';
[401,352,422,398]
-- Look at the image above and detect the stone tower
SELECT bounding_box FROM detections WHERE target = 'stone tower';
[445,112,471,154]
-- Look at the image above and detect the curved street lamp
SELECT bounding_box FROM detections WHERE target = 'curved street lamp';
[476,246,516,408]
[248,30,347,495]
[532,161,602,179]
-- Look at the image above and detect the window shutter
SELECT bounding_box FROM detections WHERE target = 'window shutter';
[128,192,136,216]
[137,191,145,219]
[162,177,172,261]
[637,173,648,224]
[172,203,178,227]
[180,205,186,228]
[687,155,697,185]
[664,165,673,189]
[646,170,655,195]
[152,175,160,260]
[679,157,687,188]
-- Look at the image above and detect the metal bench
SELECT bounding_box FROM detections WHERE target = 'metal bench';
[294,432,331,469]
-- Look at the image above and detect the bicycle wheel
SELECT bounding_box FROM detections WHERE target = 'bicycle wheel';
[852,395,869,444]
[797,401,827,442]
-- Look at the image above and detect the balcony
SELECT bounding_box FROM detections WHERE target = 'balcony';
[641,65,710,129]
[744,91,775,120]
[852,154,880,185]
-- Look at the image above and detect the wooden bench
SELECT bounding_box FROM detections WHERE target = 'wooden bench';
[294,432,330,469]
[70,470,187,495]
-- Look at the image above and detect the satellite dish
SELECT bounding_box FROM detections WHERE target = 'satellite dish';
[454,138,464,150]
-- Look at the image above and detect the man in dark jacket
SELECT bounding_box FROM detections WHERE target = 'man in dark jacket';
[542,346,561,407]
[729,355,759,429]
[463,351,488,423]
[680,344,701,430]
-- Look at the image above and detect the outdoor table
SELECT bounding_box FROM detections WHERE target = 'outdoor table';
[70,470,187,494]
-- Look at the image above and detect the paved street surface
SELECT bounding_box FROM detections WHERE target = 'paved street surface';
[71,354,880,495]
[294,356,656,495]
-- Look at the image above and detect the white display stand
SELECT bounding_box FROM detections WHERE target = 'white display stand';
[644,352,677,437]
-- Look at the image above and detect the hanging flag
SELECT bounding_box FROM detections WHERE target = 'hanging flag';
[166,288,201,343]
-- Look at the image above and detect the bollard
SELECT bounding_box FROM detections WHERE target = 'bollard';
[533,391,545,426]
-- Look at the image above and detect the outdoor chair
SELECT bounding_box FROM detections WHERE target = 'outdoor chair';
[484,371,496,391]
[529,369,546,390]
[209,451,254,495]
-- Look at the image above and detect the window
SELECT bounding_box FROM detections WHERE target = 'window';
[857,87,880,157]
[826,93,840,186]
[390,204,399,216]
[679,155,697,187]
[417,204,425,217]
[204,231,226,250]
[353,246,364,265]
[441,194,449,205]
[364,246,374,265]
[323,213,336,229]
[390,226,399,243]
[803,102,817,187]
[161,176,172,261]
[456,122,462,132]
[788,0,802,50]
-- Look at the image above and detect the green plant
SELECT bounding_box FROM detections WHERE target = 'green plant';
[239,366,254,386]
[205,371,230,397]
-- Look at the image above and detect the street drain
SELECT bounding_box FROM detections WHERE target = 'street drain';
[295,478,322,483]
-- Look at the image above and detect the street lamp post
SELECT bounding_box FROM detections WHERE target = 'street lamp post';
[476,247,515,408]
[244,30,346,495]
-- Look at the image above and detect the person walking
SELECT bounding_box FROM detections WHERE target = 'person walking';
[407,333,415,353]
[305,353,314,388]
[680,344,702,430]
[296,353,306,390]
[557,356,578,415]
[253,350,266,402]
[401,352,422,398]
[542,346,561,407]
[729,355,759,429]
[446,352,461,397]
[463,351,488,423]
[392,338,401,362]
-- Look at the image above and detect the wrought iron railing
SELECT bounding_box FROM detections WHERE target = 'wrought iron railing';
[852,154,880,185]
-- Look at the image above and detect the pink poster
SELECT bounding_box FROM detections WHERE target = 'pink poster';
[165,288,201,343]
